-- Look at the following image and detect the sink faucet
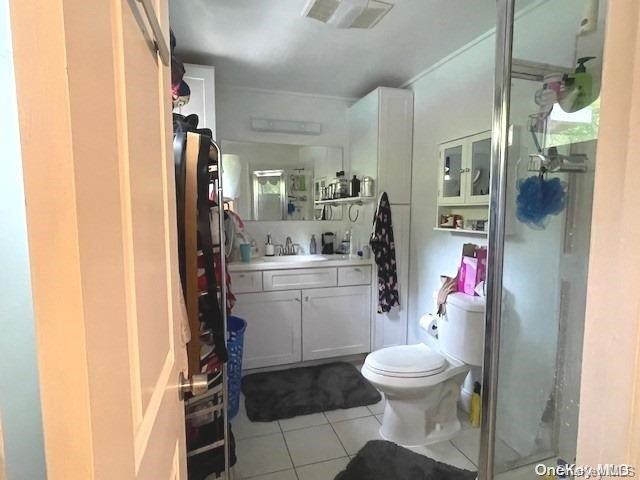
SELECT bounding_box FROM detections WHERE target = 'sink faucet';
[280,236,297,256]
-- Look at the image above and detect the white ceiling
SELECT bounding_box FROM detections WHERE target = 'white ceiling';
[170,0,500,99]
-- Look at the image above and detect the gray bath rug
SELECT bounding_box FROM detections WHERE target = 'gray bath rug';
[241,362,381,422]
[335,440,477,480]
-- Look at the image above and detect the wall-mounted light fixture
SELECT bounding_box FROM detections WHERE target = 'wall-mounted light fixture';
[250,117,322,135]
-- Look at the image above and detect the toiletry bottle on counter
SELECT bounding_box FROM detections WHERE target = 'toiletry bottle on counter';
[469,382,482,427]
[310,234,317,254]
[265,233,275,256]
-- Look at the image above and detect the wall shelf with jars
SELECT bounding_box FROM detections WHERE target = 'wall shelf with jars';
[314,197,376,206]
[436,130,491,234]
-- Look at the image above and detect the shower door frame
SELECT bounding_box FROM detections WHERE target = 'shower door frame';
[480,1,640,477]
[478,0,640,480]
[478,1,514,478]
[479,0,572,476]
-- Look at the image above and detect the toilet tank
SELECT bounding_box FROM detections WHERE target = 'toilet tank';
[439,293,485,366]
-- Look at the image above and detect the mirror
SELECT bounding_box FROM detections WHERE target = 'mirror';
[221,140,344,221]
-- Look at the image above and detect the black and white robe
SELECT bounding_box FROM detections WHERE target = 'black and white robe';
[370,192,400,313]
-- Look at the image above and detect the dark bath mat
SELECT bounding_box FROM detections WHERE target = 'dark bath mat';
[335,440,477,480]
[241,362,381,422]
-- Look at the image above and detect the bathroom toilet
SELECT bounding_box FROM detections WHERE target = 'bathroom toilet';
[361,293,485,447]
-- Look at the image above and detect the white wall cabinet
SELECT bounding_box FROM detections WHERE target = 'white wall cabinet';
[349,87,414,204]
[232,290,302,369]
[438,131,491,206]
[302,286,371,361]
[435,131,491,235]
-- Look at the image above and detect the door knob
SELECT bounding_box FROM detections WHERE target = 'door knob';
[179,372,208,401]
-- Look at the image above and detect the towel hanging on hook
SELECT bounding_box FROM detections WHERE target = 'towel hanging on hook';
[370,192,400,313]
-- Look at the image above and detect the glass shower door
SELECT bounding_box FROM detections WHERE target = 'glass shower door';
[482,1,607,478]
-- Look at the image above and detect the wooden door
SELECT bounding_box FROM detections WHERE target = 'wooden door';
[233,291,303,369]
[10,0,189,478]
[302,286,371,361]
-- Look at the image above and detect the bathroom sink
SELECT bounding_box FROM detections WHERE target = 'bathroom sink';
[261,255,328,263]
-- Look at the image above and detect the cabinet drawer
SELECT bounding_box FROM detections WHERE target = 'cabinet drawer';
[263,268,337,291]
[338,265,372,286]
[230,271,262,293]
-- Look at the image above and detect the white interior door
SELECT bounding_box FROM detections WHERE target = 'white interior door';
[10,0,189,478]
[173,63,217,135]
[113,1,189,478]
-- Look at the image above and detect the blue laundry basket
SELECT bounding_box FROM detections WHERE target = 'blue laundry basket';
[227,315,247,419]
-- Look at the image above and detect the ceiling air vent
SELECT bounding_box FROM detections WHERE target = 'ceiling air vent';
[301,0,393,29]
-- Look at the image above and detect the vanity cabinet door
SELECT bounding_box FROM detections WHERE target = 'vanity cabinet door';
[233,291,302,369]
[302,286,371,361]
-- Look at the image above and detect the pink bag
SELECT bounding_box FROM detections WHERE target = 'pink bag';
[457,244,487,296]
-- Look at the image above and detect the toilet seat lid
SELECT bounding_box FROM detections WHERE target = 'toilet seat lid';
[366,344,447,377]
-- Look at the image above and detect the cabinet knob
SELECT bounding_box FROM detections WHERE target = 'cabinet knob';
[294,297,301,303]
[354,268,361,272]
[305,296,309,302]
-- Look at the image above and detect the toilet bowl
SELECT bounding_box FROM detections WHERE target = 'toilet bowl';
[361,293,485,447]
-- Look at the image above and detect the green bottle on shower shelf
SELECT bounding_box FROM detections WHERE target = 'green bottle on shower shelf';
[560,56,596,113]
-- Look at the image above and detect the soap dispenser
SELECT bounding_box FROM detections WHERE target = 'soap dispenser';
[560,56,596,113]
[265,233,275,257]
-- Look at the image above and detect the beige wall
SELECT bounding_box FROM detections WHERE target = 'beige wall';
[577,0,640,467]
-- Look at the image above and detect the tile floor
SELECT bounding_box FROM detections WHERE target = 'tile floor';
[228,393,480,480]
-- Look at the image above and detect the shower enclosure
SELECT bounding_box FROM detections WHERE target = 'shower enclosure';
[481,1,607,478]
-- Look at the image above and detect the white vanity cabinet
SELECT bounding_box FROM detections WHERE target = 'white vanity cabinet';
[302,286,371,361]
[232,290,302,369]
[230,260,374,369]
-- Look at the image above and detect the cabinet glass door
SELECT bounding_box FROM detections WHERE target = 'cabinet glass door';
[440,144,464,204]
[468,135,491,204]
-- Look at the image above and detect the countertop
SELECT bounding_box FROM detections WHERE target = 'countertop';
[227,254,374,272]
